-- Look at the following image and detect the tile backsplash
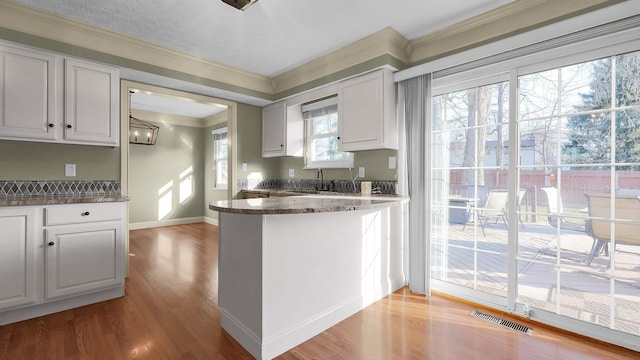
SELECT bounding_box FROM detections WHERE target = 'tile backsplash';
[0,180,121,197]
[237,179,397,194]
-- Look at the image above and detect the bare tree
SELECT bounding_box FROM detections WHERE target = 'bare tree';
[461,87,491,185]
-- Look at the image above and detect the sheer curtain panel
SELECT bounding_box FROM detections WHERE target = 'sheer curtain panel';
[398,74,432,295]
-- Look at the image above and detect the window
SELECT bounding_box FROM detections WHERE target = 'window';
[213,127,227,189]
[303,96,353,168]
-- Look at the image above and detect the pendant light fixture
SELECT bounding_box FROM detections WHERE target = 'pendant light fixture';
[129,91,160,145]
[221,0,259,11]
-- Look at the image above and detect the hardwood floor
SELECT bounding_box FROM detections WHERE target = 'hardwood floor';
[0,223,637,359]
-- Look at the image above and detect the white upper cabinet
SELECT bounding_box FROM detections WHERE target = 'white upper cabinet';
[262,100,303,158]
[338,69,397,151]
[262,101,286,157]
[0,41,119,147]
[64,58,119,146]
[0,44,58,141]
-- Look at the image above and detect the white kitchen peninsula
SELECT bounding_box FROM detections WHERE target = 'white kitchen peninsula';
[209,194,407,360]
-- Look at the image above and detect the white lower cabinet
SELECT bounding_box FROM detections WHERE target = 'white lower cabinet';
[0,202,125,325]
[0,207,38,311]
[45,222,123,300]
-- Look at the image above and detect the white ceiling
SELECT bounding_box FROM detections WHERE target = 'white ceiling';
[12,0,515,116]
[131,92,228,118]
[12,0,514,77]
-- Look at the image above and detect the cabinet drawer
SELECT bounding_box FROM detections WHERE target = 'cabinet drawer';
[45,202,123,226]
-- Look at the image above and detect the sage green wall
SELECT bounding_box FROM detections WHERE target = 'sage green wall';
[235,103,280,196]
[233,103,396,187]
[277,149,398,182]
[205,122,228,220]
[0,140,120,180]
[129,120,205,224]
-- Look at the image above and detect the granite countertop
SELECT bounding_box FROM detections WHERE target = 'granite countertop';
[0,194,128,207]
[209,194,408,215]
[241,188,399,197]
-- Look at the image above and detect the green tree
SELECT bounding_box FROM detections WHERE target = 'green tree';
[565,52,640,169]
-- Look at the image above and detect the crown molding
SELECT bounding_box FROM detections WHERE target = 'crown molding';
[408,0,625,65]
[271,27,409,95]
[0,1,273,97]
[0,0,626,103]
[205,112,229,128]
[128,108,228,128]
[131,109,203,128]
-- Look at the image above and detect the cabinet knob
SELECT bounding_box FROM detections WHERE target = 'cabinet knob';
[66,124,72,129]
[81,211,90,216]
[48,241,55,246]
[337,136,341,140]
[280,144,284,147]
[48,123,54,128]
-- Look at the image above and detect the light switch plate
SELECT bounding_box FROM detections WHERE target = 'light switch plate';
[289,169,295,177]
[389,156,397,169]
[242,163,248,172]
[359,167,365,178]
[65,163,76,177]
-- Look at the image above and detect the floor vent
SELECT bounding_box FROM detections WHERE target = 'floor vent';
[470,310,533,335]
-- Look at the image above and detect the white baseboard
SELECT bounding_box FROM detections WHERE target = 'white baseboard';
[261,296,364,360]
[266,279,405,359]
[204,216,218,226]
[129,216,217,230]
[221,309,263,359]
[223,282,405,360]
[0,287,124,326]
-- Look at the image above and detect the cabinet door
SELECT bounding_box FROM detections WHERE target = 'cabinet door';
[45,221,124,300]
[338,69,397,151]
[262,101,286,157]
[262,101,304,157]
[64,58,119,146]
[338,71,384,151]
[0,207,37,311]
[0,45,58,141]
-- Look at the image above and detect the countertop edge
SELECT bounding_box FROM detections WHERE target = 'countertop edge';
[0,195,129,207]
[209,195,408,215]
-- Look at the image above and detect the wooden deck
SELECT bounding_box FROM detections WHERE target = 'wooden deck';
[435,220,640,336]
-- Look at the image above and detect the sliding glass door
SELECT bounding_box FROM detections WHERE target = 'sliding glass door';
[431,80,510,304]
[516,51,640,336]
[429,48,640,343]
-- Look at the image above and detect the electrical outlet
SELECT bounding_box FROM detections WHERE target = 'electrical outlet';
[65,164,76,177]
[388,156,396,169]
[289,169,295,177]
[359,167,365,178]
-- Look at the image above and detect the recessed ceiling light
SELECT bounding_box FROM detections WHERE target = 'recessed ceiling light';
[221,0,259,11]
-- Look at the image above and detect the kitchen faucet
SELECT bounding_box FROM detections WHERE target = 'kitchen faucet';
[316,168,325,191]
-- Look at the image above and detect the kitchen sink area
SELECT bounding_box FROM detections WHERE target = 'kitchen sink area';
[240,179,397,199]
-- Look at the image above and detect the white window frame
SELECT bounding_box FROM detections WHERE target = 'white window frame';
[212,127,228,189]
[303,97,354,169]
[423,22,640,352]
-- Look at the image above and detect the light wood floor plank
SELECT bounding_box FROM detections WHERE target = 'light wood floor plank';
[0,223,637,359]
